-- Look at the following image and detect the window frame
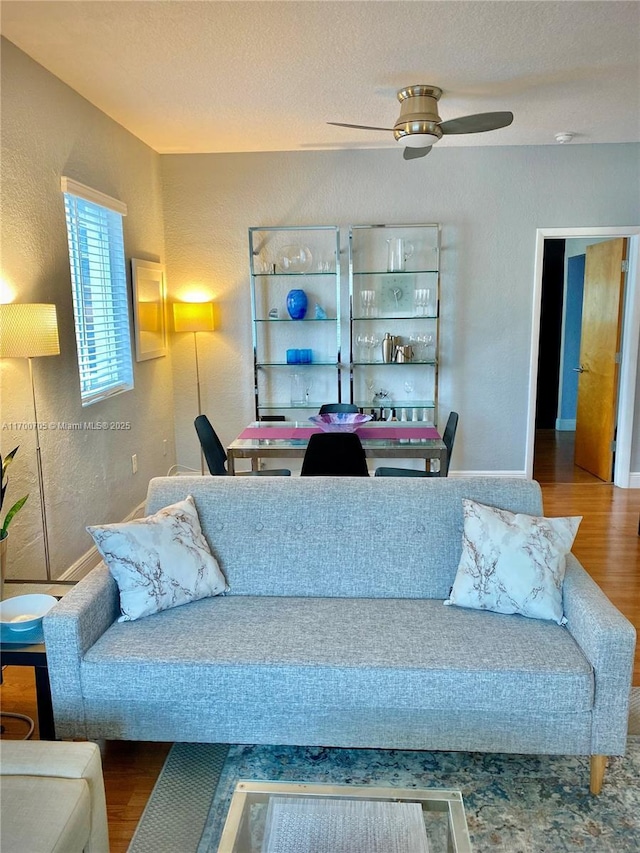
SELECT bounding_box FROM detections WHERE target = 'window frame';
[61,177,133,407]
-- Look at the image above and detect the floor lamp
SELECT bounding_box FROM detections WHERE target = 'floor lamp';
[0,303,60,581]
[173,302,215,474]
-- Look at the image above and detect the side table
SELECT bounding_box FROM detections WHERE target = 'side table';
[1,623,55,739]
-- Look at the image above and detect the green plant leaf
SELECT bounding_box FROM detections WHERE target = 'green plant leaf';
[1,446,19,480]
[1,494,28,537]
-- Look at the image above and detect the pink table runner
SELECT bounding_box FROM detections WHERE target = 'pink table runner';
[238,425,440,441]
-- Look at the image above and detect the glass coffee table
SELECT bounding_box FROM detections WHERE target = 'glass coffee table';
[217,780,472,852]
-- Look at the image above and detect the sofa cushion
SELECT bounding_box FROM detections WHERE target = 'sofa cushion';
[81,596,593,716]
[444,499,581,624]
[143,477,546,600]
[87,496,228,621]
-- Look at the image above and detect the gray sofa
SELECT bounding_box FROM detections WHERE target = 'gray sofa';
[44,476,636,794]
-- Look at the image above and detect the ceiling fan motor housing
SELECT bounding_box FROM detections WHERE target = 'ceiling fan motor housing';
[393,85,444,147]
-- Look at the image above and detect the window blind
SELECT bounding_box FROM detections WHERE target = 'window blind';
[63,185,133,405]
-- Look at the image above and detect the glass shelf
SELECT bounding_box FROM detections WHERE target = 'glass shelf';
[256,361,339,367]
[352,360,437,366]
[353,269,438,276]
[254,317,337,323]
[258,403,329,411]
[356,400,435,409]
[352,314,437,321]
[252,271,336,277]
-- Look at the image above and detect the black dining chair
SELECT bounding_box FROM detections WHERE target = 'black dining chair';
[194,415,291,476]
[301,432,369,476]
[318,403,361,414]
[374,411,459,478]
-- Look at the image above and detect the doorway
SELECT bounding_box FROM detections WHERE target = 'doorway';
[526,227,640,488]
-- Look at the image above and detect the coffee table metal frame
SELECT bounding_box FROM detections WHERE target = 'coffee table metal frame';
[0,628,55,740]
[218,780,472,852]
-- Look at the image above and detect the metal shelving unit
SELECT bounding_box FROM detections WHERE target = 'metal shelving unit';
[249,226,342,419]
[349,224,441,425]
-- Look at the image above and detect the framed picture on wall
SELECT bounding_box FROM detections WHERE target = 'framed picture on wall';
[131,259,167,361]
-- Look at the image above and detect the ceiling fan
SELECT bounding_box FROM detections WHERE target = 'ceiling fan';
[328,84,513,160]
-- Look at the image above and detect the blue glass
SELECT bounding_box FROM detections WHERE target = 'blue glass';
[286,289,308,320]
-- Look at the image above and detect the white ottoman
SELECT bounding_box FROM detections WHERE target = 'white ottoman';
[0,740,109,853]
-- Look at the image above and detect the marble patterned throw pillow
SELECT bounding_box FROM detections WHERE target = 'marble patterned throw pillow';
[444,499,581,625]
[88,496,228,622]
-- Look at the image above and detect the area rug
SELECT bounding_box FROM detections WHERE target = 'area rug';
[129,733,640,852]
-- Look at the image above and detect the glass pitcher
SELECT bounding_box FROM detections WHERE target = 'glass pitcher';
[386,237,414,272]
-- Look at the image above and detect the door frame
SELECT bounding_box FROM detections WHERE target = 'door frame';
[526,227,640,487]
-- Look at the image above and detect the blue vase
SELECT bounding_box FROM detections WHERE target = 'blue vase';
[286,289,308,320]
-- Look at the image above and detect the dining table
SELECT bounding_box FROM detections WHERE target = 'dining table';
[226,420,447,475]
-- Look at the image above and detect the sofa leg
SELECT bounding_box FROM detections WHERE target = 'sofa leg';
[590,755,607,794]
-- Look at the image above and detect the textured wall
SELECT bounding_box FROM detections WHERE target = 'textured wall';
[1,40,176,581]
[161,145,640,476]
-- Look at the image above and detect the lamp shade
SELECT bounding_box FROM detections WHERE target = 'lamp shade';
[0,303,60,358]
[173,302,214,333]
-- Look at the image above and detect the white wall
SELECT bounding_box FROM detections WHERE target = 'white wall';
[0,39,177,581]
[161,145,640,475]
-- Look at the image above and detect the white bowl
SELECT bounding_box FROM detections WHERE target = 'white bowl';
[0,593,58,631]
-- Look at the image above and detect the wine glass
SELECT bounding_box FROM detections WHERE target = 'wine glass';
[356,334,368,362]
[410,334,428,362]
[360,290,376,317]
[403,379,414,421]
[423,333,435,361]
[366,334,380,363]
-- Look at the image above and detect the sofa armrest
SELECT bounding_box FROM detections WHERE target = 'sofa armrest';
[562,554,636,755]
[43,564,119,738]
[0,740,109,853]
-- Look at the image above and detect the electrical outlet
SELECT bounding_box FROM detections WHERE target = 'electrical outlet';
[131,453,138,474]
[163,439,168,457]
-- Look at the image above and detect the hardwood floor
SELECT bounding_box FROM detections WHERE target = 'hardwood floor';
[533,429,640,687]
[1,436,638,852]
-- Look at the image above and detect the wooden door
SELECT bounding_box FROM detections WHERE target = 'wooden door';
[574,238,627,481]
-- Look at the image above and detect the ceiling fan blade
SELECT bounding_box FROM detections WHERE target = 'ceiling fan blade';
[403,145,433,160]
[327,121,394,132]
[439,111,514,135]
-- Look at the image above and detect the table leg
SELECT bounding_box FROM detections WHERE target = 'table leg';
[34,664,56,740]
[227,451,236,475]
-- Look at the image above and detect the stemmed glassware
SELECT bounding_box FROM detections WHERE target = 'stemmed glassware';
[356,333,379,363]
[410,333,434,361]
[401,379,414,421]
[367,334,380,362]
[414,288,433,316]
[360,290,377,317]
[365,376,376,404]
[356,334,368,362]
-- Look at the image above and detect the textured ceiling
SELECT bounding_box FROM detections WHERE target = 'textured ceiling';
[1,0,639,154]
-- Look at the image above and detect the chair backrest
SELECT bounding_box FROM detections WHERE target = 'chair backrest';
[318,403,360,414]
[194,415,228,475]
[301,432,369,476]
[441,411,459,476]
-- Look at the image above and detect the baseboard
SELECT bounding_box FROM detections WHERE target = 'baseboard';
[628,472,640,489]
[448,470,527,479]
[59,500,147,582]
[555,419,576,431]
